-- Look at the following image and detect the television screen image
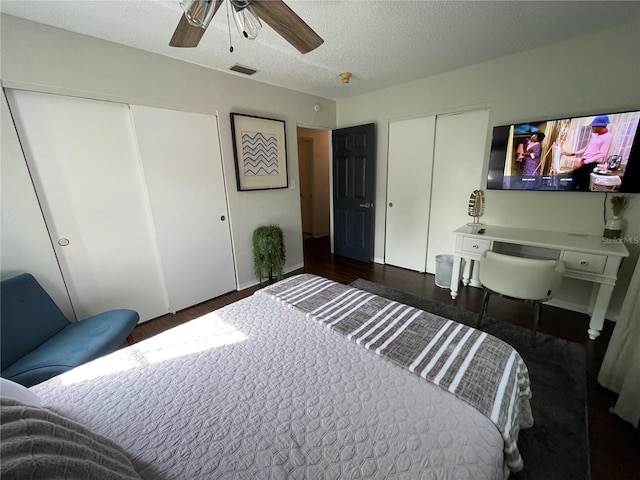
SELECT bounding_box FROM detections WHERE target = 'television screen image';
[487,110,640,193]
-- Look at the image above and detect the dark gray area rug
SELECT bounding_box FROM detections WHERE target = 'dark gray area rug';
[349,279,589,480]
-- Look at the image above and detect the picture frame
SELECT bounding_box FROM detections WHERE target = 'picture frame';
[230,113,288,191]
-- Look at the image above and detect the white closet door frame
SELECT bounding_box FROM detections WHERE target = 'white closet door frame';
[385,116,436,272]
[131,105,236,312]
[6,89,169,322]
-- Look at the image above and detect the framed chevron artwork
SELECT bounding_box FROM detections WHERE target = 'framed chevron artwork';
[231,113,288,191]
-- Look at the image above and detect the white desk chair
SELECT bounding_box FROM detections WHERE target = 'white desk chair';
[478,251,565,345]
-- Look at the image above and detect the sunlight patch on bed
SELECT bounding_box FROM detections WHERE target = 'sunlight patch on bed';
[139,314,249,364]
[61,354,141,385]
[60,313,247,385]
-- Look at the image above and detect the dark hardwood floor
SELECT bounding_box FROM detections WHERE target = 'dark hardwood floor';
[132,236,639,480]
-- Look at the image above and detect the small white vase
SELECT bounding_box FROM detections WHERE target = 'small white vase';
[603,215,623,239]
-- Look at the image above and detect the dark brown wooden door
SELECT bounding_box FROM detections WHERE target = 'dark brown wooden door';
[332,123,375,262]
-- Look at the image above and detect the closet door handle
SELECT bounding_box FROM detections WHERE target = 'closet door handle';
[220,216,226,221]
[58,238,70,247]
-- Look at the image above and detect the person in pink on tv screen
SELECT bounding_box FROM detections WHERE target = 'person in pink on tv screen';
[563,115,613,191]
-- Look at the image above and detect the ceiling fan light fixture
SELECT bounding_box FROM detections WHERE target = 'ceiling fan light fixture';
[180,0,216,28]
[230,1,262,39]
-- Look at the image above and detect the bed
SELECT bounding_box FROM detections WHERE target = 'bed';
[2,274,533,480]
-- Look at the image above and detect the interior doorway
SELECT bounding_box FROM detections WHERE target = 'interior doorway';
[296,126,330,251]
[298,138,314,238]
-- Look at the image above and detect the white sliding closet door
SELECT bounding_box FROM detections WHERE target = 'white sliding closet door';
[1,92,74,319]
[385,116,436,272]
[425,109,490,273]
[131,106,235,312]
[6,89,168,322]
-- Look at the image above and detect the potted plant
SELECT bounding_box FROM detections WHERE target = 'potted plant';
[253,225,286,283]
[604,195,628,239]
[610,195,628,217]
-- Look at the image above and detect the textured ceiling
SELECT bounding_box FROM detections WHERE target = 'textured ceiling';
[1,0,639,100]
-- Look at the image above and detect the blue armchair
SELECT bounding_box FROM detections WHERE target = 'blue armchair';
[1,273,139,387]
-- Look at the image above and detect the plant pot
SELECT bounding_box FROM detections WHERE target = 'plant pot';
[603,216,623,239]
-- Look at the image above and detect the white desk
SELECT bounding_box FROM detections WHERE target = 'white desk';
[451,224,629,340]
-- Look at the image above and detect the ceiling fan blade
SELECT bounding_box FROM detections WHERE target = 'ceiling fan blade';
[169,0,223,48]
[251,0,323,54]
[169,14,206,47]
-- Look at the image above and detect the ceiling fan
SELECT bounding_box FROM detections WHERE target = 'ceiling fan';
[170,0,324,54]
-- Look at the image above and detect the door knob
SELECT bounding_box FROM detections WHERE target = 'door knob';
[58,238,70,247]
[388,202,393,207]
[220,216,226,221]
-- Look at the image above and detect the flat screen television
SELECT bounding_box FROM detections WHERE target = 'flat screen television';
[487,110,640,192]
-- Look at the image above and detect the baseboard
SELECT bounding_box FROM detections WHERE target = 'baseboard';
[286,262,305,274]
[237,262,305,291]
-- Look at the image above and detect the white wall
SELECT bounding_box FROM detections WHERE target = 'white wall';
[0,14,336,292]
[336,21,640,319]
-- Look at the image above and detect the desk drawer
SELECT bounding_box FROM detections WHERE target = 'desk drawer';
[562,251,606,274]
[461,237,491,255]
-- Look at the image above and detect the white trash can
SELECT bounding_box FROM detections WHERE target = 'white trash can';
[435,254,454,288]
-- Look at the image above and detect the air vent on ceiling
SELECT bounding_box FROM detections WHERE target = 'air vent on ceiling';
[229,64,257,76]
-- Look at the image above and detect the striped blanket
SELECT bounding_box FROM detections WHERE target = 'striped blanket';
[257,274,534,473]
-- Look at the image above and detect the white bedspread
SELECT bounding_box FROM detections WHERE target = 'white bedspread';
[258,275,533,472]
[32,289,508,479]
